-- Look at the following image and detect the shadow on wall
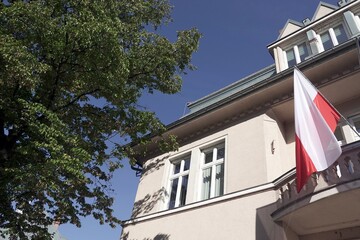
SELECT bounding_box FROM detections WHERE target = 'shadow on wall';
[151,234,170,240]
[122,232,170,240]
[131,187,168,218]
[141,155,169,178]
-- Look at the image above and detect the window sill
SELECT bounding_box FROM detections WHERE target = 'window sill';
[122,181,277,226]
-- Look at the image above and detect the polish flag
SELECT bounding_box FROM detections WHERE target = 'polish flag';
[294,68,342,193]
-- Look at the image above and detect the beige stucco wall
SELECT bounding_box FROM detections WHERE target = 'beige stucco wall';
[226,115,267,192]
[131,113,296,218]
[263,111,294,181]
[122,190,286,240]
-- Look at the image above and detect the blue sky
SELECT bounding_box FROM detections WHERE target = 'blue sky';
[59,0,339,239]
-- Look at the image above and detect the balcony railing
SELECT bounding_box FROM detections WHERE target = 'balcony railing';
[276,140,360,210]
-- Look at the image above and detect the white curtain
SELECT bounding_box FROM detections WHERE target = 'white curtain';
[201,168,211,200]
[215,164,224,197]
[179,175,188,206]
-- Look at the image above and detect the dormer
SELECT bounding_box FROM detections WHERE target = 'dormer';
[268,0,360,73]
[278,20,303,40]
[312,2,338,20]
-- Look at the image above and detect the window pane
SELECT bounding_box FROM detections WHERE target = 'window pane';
[334,126,344,141]
[334,25,347,44]
[321,32,333,51]
[286,49,296,67]
[215,164,224,197]
[217,147,225,160]
[204,151,213,164]
[168,178,178,209]
[298,43,310,62]
[201,168,212,200]
[173,162,181,174]
[353,117,360,133]
[183,158,191,171]
[179,175,188,206]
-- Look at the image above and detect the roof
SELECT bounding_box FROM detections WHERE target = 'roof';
[186,65,276,114]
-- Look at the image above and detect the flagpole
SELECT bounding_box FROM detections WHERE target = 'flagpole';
[294,66,360,139]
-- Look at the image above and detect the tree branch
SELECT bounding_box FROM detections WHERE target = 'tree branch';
[54,88,100,112]
[47,30,71,110]
[128,63,161,80]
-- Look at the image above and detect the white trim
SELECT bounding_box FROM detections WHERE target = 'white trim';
[276,47,286,71]
[344,10,360,36]
[317,33,325,52]
[223,137,228,198]
[294,45,301,64]
[173,161,183,208]
[283,50,289,70]
[329,27,339,45]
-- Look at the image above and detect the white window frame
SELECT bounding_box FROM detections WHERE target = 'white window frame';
[166,155,191,209]
[199,143,225,200]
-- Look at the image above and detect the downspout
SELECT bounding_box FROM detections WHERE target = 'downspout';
[131,162,143,177]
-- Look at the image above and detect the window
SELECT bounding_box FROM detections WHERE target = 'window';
[168,156,191,209]
[334,126,345,145]
[320,24,348,51]
[320,31,333,51]
[164,138,226,209]
[334,24,347,45]
[200,144,225,200]
[350,115,360,140]
[285,42,311,68]
[286,48,296,68]
[298,42,310,62]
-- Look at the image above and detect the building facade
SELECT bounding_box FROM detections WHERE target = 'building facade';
[121,1,360,239]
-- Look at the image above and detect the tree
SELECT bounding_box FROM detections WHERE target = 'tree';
[0,0,200,238]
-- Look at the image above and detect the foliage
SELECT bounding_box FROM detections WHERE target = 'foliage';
[0,0,200,238]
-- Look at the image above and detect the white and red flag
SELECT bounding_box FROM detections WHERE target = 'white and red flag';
[294,68,342,192]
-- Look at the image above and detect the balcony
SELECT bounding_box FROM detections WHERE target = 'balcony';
[272,140,360,237]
